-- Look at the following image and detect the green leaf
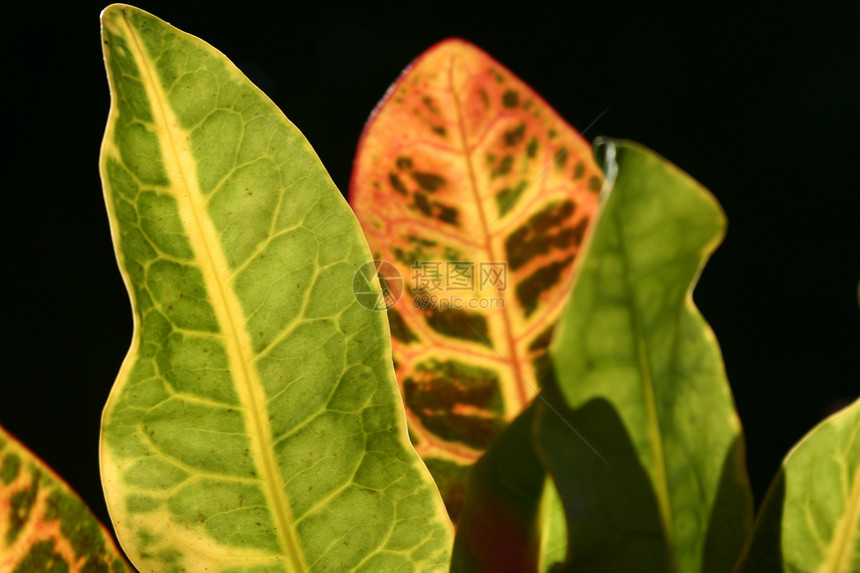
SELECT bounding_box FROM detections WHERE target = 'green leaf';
[535,139,754,571]
[450,398,569,573]
[0,424,132,573]
[98,4,452,572]
[536,476,566,572]
[735,397,860,573]
[450,401,544,573]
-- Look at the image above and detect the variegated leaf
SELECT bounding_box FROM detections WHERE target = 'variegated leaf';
[0,425,131,573]
[99,5,452,571]
[349,39,602,519]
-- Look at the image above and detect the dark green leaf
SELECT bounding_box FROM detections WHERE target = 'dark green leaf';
[535,139,754,572]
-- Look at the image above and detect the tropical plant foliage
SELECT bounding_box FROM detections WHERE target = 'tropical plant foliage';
[0,425,131,573]
[736,397,860,573]
[97,5,451,571]
[349,38,602,521]
[0,4,856,573]
[453,138,758,572]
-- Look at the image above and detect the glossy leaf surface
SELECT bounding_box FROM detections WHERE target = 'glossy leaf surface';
[349,38,602,519]
[735,397,860,573]
[0,425,131,573]
[99,5,452,571]
[535,140,754,571]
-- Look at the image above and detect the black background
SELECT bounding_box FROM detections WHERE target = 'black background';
[3,1,858,531]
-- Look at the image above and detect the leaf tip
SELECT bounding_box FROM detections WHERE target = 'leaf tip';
[420,37,501,67]
[593,136,618,199]
[100,3,131,22]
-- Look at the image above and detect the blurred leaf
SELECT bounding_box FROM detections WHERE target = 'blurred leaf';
[735,397,860,573]
[536,478,566,571]
[350,38,602,520]
[450,397,569,573]
[451,401,542,572]
[535,140,754,572]
[0,425,131,572]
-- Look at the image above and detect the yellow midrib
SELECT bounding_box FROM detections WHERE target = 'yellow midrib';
[819,436,860,572]
[446,53,530,414]
[118,13,306,571]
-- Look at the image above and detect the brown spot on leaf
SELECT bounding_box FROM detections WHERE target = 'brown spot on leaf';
[403,359,505,450]
[505,200,577,270]
[413,192,433,217]
[554,147,569,170]
[387,308,418,344]
[502,90,519,108]
[526,137,539,158]
[422,95,441,115]
[411,192,459,226]
[516,256,575,317]
[491,154,514,178]
[503,123,526,147]
[423,306,487,341]
[389,172,409,195]
[411,171,446,192]
[396,156,413,170]
[436,203,459,225]
[528,326,555,352]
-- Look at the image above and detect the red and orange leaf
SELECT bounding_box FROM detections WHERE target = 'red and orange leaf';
[349,38,602,520]
[0,425,131,572]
